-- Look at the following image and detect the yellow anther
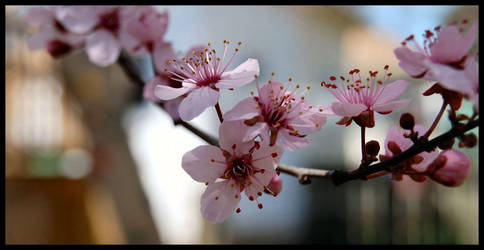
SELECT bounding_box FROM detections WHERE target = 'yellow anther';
[307,85,311,90]
[271,72,275,76]
[235,48,239,52]
[268,80,272,83]
[205,182,209,185]
[250,91,254,95]
[254,74,258,78]
[208,42,211,46]
[172,58,176,62]
[296,84,300,88]
[210,158,215,162]
[255,105,260,109]
[167,61,172,65]
[181,57,185,60]
[164,68,168,72]
[215,196,219,200]
[319,108,323,112]
[288,77,293,81]
[238,41,242,45]
[235,194,239,199]
[301,96,305,100]
[280,86,284,90]
[309,105,313,108]
[315,123,319,127]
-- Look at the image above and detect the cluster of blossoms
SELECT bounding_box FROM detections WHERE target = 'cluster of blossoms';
[27,6,168,66]
[26,6,479,224]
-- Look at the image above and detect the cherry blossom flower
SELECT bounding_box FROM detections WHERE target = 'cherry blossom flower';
[154,41,260,121]
[379,125,439,182]
[26,7,85,58]
[321,66,412,127]
[144,42,204,121]
[426,149,471,187]
[224,76,331,150]
[121,6,169,56]
[53,6,159,67]
[394,20,478,107]
[182,121,283,223]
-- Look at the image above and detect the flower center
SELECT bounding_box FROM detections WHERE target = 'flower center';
[99,9,120,35]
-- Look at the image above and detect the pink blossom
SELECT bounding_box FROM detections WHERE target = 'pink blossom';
[394,21,478,102]
[154,41,260,121]
[121,6,169,56]
[182,121,283,223]
[322,66,412,127]
[144,42,204,120]
[425,149,471,187]
[224,78,331,150]
[379,125,439,182]
[26,7,85,58]
[52,6,159,67]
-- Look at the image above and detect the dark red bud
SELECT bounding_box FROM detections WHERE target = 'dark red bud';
[399,113,415,130]
[459,133,477,148]
[365,140,380,156]
[46,40,72,58]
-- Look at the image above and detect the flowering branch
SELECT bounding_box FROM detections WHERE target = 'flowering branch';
[117,54,478,186]
[330,117,478,186]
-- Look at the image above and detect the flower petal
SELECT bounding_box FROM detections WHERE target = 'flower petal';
[152,41,176,73]
[201,180,241,223]
[26,7,54,27]
[276,129,312,151]
[394,47,428,78]
[430,22,478,64]
[218,120,254,154]
[371,98,412,114]
[216,58,259,89]
[374,80,411,105]
[242,122,268,142]
[86,30,121,67]
[154,82,194,100]
[178,86,219,121]
[330,101,367,117]
[182,145,227,183]
[54,6,98,34]
[224,97,260,121]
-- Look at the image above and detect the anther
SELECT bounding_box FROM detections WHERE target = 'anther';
[258,203,263,209]
[271,153,278,158]
[236,208,241,213]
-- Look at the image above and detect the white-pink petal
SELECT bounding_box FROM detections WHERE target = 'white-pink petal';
[224,97,260,121]
[216,58,259,89]
[276,129,312,151]
[330,101,367,117]
[242,122,268,142]
[85,30,121,67]
[218,120,254,154]
[178,86,219,121]
[374,80,411,105]
[372,98,412,114]
[54,6,99,34]
[182,145,227,183]
[201,180,241,223]
[154,83,194,101]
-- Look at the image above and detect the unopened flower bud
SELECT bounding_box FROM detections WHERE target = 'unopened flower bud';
[46,40,72,58]
[365,140,380,156]
[426,149,471,187]
[458,133,477,148]
[399,113,415,130]
[264,174,283,196]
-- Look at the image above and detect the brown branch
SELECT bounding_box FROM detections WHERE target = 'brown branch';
[276,164,331,184]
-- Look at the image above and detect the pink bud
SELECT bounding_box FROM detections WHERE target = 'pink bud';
[265,174,283,196]
[426,149,471,187]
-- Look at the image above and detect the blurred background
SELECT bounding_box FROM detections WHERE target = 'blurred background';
[5,5,478,244]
